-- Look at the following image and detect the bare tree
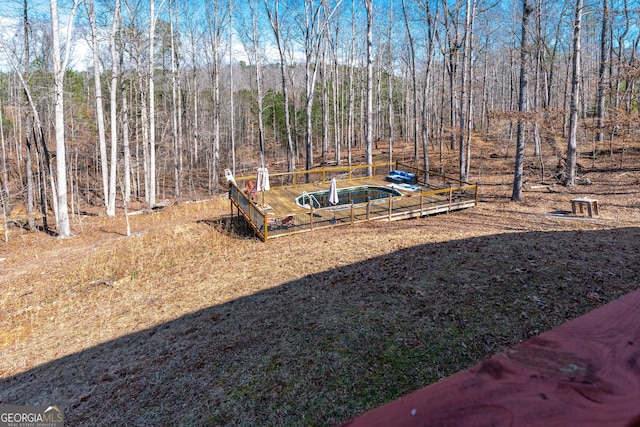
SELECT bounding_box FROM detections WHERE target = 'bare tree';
[512,0,532,201]
[0,103,8,202]
[86,0,109,211]
[23,0,36,230]
[365,0,373,175]
[148,0,158,207]
[418,0,436,182]
[330,24,341,165]
[264,0,296,172]
[596,0,609,148]
[246,0,266,168]
[458,0,475,183]
[119,7,132,203]
[291,0,343,175]
[107,0,122,216]
[0,9,52,231]
[205,0,227,188]
[346,0,356,166]
[229,0,236,175]
[386,4,394,165]
[401,0,418,161]
[50,0,81,237]
[565,0,583,186]
[169,2,183,197]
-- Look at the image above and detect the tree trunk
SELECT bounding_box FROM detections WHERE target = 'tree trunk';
[512,0,531,201]
[107,0,121,216]
[169,5,183,198]
[49,0,79,237]
[458,0,474,183]
[250,1,266,168]
[401,0,418,162]
[365,0,373,175]
[387,4,394,166]
[332,27,341,166]
[347,0,356,166]
[264,0,296,172]
[149,0,157,208]
[565,0,583,186]
[596,0,609,147]
[0,104,8,202]
[120,36,131,203]
[229,1,236,176]
[321,42,329,162]
[86,0,109,211]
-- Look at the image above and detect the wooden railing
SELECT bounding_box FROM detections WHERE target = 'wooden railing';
[341,288,640,426]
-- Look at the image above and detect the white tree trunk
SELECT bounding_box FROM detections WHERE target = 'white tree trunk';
[120,35,131,203]
[387,5,394,165]
[107,0,121,217]
[86,0,109,211]
[148,0,157,207]
[170,7,181,197]
[401,0,418,161]
[229,0,236,175]
[250,1,266,168]
[365,0,373,175]
[565,0,583,186]
[0,103,8,200]
[49,0,79,238]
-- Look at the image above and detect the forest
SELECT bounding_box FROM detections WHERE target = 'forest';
[0,0,639,238]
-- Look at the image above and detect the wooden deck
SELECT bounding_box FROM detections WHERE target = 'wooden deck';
[229,164,478,241]
[340,288,640,427]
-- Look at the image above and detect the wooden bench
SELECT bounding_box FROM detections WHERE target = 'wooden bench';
[571,197,599,217]
[340,289,640,427]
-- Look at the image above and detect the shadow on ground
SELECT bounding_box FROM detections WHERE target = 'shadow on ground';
[2,228,639,426]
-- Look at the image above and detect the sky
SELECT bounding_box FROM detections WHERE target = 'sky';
[0,0,291,72]
[0,0,626,74]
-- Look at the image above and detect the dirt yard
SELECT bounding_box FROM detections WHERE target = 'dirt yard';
[1,144,639,425]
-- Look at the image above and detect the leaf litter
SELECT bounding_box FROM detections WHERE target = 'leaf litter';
[0,152,639,425]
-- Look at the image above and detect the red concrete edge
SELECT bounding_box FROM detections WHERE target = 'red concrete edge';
[340,289,640,427]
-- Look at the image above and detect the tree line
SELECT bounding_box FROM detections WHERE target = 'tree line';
[0,0,638,237]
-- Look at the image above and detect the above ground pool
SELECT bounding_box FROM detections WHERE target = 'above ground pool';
[295,185,403,209]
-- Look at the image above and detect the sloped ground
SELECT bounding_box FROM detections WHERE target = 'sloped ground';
[1,144,639,426]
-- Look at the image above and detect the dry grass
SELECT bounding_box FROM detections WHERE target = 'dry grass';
[1,140,640,426]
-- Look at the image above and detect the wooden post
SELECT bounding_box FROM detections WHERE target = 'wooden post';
[264,213,268,241]
[229,191,233,226]
[474,183,479,206]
